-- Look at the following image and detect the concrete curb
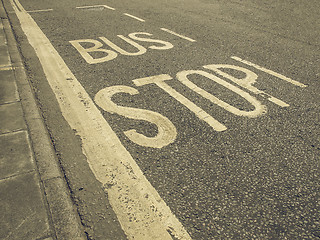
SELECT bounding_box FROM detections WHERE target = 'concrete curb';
[0,1,86,239]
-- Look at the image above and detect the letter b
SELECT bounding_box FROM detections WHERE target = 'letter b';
[69,39,118,64]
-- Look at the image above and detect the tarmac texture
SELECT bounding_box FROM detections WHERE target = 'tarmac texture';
[0,1,85,239]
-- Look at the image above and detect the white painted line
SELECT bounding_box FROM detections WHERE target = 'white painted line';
[101,5,115,10]
[0,66,13,71]
[0,64,12,70]
[26,9,53,13]
[10,0,191,239]
[76,5,115,10]
[123,13,145,22]
[160,28,196,42]
[267,95,289,107]
[231,56,307,88]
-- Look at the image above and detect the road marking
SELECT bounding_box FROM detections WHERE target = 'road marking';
[69,39,118,64]
[10,0,192,239]
[124,13,145,22]
[76,5,115,10]
[133,74,227,132]
[176,70,266,117]
[95,85,177,148]
[0,65,13,70]
[26,9,53,13]
[160,28,196,42]
[204,64,289,107]
[128,32,174,50]
[231,56,307,88]
[70,32,174,64]
[100,36,147,56]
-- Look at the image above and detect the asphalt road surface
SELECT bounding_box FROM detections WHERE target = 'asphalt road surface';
[5,0,319,239]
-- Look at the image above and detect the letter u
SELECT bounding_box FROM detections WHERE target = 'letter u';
[99,35,147,56]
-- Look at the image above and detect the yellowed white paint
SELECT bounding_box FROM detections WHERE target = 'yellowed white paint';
[176,70,267,117]
[160,28,196,42]
[231,56,307,88]
[0,65,13,70]
[133,74,227,131]
[76,5,115,10]
[69,39,118,64]
[124,13,145,22]
[70,33,174,63]
[100,36,147,56]
[128,32,174,50]
[10,0,192,239]
[95,85,177,148]
[204,64,289,107]
[26,9,53,13]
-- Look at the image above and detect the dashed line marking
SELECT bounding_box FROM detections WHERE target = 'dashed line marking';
[160,28,196,42]
[124,13,145,22]
[231,56,307,88]
[76,5,115,11]
[26,9,53,13]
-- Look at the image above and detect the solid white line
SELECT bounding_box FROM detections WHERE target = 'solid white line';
[160,28,196,42]
[0,66,13,71]
[10,0,191,239]
[76,5,115,10]
[26,9,53,13]
[267,95,289,107]
[0,64,12,70]
[123,13,145,22]
[231,56,307,88]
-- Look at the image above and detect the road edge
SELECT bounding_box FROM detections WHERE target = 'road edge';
[0,0,86,239]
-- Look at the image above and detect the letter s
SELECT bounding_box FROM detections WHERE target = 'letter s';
[128,32,174,50]
[94,85,177,148]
